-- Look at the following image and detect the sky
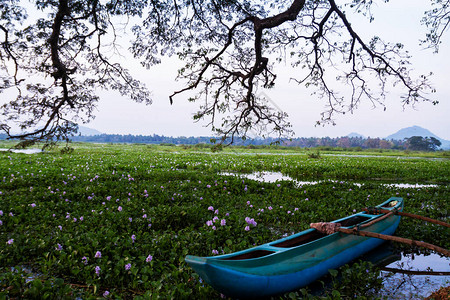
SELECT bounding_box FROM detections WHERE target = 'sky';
[87,0,450,140]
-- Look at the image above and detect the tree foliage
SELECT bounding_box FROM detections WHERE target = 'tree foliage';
[0,0,448,146]
[406,136,442,151]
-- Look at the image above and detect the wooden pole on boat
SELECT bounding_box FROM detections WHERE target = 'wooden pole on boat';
[363,208,450,228]
[310,222,450,257]
[380,267,450,276]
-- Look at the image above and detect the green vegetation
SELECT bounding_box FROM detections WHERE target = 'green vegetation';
[405,136,442,151]
[1,143,449,298]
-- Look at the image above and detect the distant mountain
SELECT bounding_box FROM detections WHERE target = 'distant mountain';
[347,132,366,138]
[77,125,102,136]
[386,125,439,140]
[386,125,450,150]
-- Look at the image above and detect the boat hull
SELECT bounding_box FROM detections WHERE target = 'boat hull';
[186,197,403,298]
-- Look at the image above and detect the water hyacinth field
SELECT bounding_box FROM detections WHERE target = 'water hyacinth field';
[0,143,449,299]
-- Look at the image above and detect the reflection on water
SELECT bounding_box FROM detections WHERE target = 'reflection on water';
[380,251,450,299]
[304,243,449,299]
[220,171,439,188]
[0,148,43,154]
[329,243,450,299]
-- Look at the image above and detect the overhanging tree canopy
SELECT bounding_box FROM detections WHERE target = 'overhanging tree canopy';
[1,0,448,146]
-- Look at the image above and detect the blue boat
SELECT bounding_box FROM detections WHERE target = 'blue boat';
[185,197,403,298]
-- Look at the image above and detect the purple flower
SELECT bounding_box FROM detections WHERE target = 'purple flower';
[56,243,63,251]
[206,220,213,226]
[0,210,3,216]
[58,225,62,231]
[95,266,101,275]
[106,196,112,201]
[131,234,136,242]
[245,226,250,231]
[128,217,132,222]
[0,220,2,226]
[95,251,101,258]
[30,203,36,208]
[103,291,110,297]
[125,263,131,271]
[7,239,14,244]
[245,217,257,227]
[208,206,214,211]
[118,206,122,212]
[212,249,219,255]
[82,256,88,265]
[146,254,153,262]
[220,219,226,226]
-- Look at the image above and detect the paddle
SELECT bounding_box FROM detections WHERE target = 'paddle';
[363,207,450,228]
[310,222,450,257]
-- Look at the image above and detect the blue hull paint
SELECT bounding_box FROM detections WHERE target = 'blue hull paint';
[186,197,403,298]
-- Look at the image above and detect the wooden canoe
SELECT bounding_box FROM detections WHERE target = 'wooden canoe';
[185,197,403,298]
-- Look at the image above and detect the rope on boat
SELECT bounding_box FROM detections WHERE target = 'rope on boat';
[364,207,450,228]
[310,222,450,257]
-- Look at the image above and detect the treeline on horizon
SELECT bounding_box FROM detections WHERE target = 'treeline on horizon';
[1,133,444,151]
[64,133,413,150]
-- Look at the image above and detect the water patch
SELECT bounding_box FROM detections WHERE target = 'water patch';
[0,148,43,154]
[221,171,299,183]
[384,183,439,188]
[324,154,446,160]
[220,171,439,188]
[10,265,41,283]
[380,252,450,299]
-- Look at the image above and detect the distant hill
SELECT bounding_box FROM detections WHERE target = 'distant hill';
[77,125,102,136]
[347,132,366,138]
[386,125,439,140]
[386,125,450,150]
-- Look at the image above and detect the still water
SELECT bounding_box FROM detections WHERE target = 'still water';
[0,148,43,154]
[221,171,439,188]
[379,250,450,299]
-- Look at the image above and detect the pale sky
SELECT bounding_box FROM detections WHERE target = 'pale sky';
[88,0,450,140]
